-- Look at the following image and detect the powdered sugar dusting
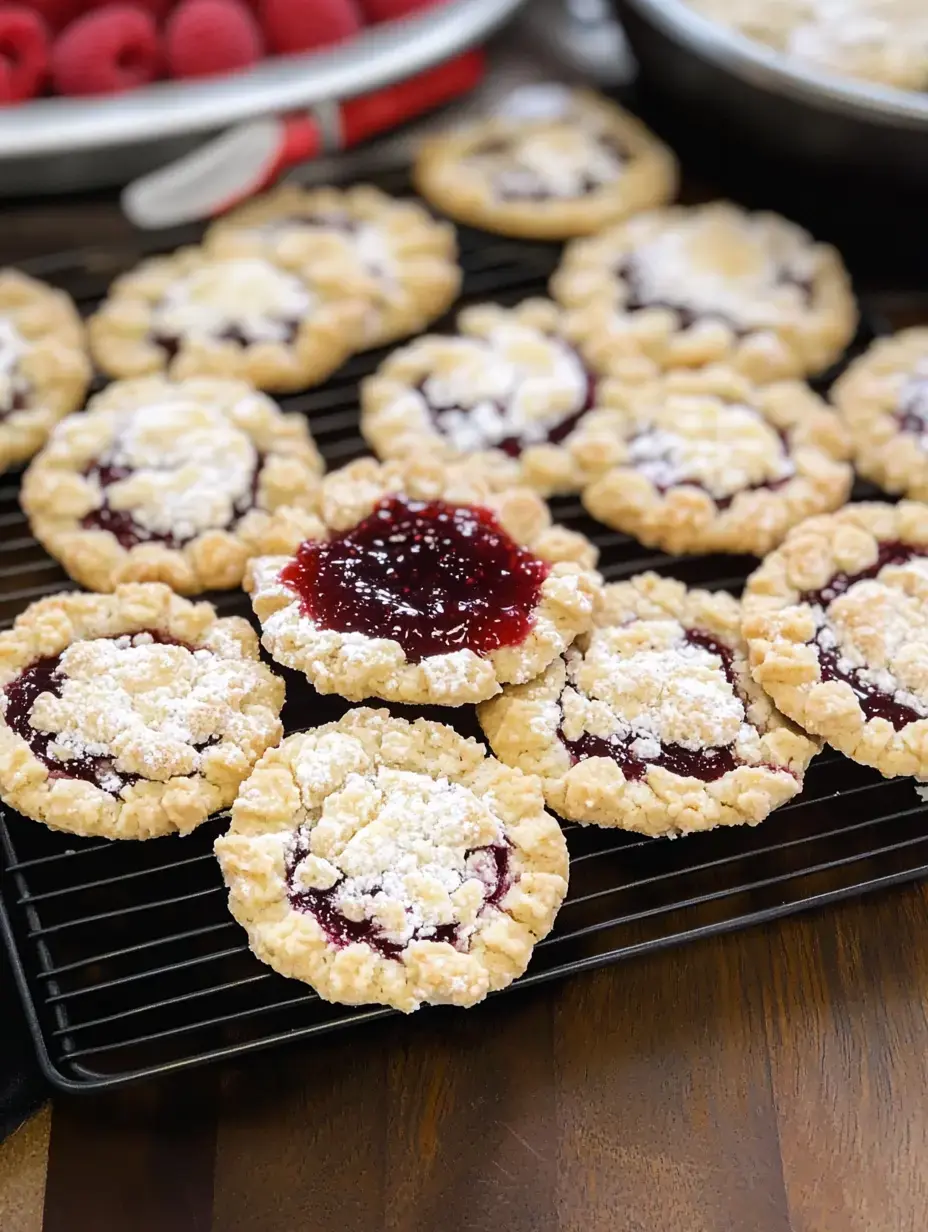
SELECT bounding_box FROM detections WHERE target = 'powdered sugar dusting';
[290,762,511,951]
[26,632,261,782]
[87,401,258,540]
[421,322,590,452]
[153,258,312,344]
[0,316,29,415]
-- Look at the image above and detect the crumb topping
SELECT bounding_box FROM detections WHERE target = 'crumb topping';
[153,258,312,345]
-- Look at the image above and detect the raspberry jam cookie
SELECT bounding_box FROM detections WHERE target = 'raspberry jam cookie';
[744,502,928,778]
[361,298,631,497]
[551,202,857,383]
[246,457,601,706]
[0,584,284,839]
[22,376,325,596]
[0,269,91,473]
[413,85,678,241]
[88,246,365,393]
[578,365,853,557]
[479,573,817,835]
[214,708,569,1012]
[205,183,461,350]
[831,328,928,501]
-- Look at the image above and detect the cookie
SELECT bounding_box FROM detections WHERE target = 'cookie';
[214,708,569,1013]
[88,246,365,393]
[21,376,325,596]
[246,456,602,707]
[686,0,928,93]
[361,298,632,496]
[413,85,678,241]
[551,201,857,383]
[743,502,928,778]
[831,328,928,501]
[0,584,284,839]
[578,364,852,556]
[479,572,817,835]
[205,183,461,350]
[0,269,91,473]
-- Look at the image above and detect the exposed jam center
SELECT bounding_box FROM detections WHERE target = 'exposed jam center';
[419,329,596,458]
[895,374,928,443]
[800,543,928,729]
[151,258,311,357]
[624,398,794,507]
[559,625,753,782]
[285,768,513,958]
[472,127,627,201]
[279,495,550,662]
[0,630,234,794]
[80,401,263,549]
[615,222,815,333]
[0,317,31,421]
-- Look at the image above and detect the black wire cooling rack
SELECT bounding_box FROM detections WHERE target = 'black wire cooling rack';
[2,167,928,1092]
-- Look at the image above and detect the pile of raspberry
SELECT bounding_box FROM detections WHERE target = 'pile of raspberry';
[0,0,439,101]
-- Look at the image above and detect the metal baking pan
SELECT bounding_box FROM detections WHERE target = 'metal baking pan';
[616,0,928,185]
[0,0,526,195]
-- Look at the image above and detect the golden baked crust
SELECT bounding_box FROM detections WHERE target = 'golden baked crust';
[686,0,928,93]
[87,246,365,393]
[361,298,635,497]
[0,269,91,472]
[551,201,857,383]
[22,376,325,595]
[0,584,284,839]
[246,456,602,706]
[205,183,461,350]
[413,86,678,241]
[578,364,852,556]
[479,572,817,835]
[214,708,569,1013]
[831,328,928,500]
[743,502,928,778]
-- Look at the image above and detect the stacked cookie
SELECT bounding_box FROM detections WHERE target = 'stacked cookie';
[0,85,924,1017]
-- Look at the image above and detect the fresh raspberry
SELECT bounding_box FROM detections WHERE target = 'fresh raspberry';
[23,0,81,32]
[357,0,443,21]
[0,7,49,102]
[165,0,262,79]
[84,0,176,19]
[258,0,360,55]
[51,5,162,96]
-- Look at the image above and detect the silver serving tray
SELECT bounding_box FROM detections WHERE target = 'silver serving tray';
[0,0,527,195]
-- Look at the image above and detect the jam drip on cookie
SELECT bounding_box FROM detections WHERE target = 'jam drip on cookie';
[80,454,263,549]
[2,631,198,793]
[286,838,512,959]
[800,541,926,729]
[560,629,742,782]
[279,496,550,662]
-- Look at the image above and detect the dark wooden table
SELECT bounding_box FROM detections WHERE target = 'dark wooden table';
[2,196,928,1232]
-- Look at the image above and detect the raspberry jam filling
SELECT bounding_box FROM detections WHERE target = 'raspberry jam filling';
[80,454,263,550]
[422,351,597,459]
[0,385,28,423]
[626,424,793,509]
[2,631,199,794]
[616,257,814,333]
[152,318,300,359]
[800,541,925,728]
[286,839,512,958]
[560,629,743,782]
[279,496,550,663]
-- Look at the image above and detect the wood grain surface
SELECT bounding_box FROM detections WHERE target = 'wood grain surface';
[1,883,926,1231]
[3,187,928,1232]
